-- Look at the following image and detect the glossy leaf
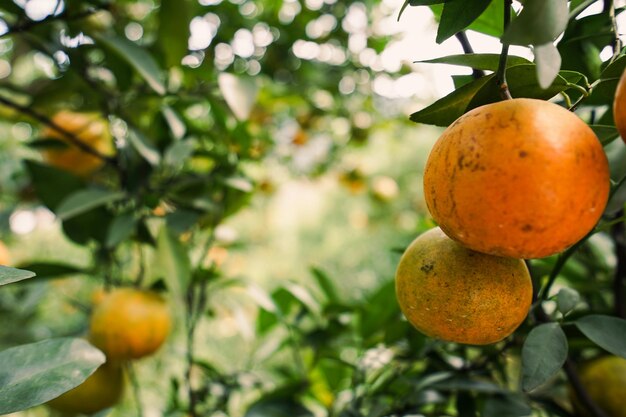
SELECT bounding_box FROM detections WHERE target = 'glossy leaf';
[556,287,580,315]
[436,0,493,44]
[0,338,105,414]
[521,323,568,392]
[534,43,562,89]
[156,224,191,301]
[483,394,532,417]
[106,213,137,248]
[310,267,341,303]
[218,73,258,121]
[94,34,166,95]
[410,74,493,126]
[502,0,568,46]
[420,53,530,71]
[591,125,620,146]
[576,315,626,358]
[12,263,83,280]
[25,161,84,211]
[128,129,161,166]
[56,189,125,220]
[157,0,190,68]
[0,266,36,286]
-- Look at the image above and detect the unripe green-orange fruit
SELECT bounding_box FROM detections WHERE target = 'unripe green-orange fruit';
[89,288,171,360]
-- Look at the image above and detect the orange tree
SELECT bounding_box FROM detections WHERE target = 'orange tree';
[0,0,626,417]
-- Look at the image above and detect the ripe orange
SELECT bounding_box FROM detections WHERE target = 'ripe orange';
[613,69,626,143]
[89,288,171,360]
[41,110,114,176]
[423,98,610,259]
[0,241,11,266]
[570,356,626,417]
[47,361,124,414]
[395,227,532,345]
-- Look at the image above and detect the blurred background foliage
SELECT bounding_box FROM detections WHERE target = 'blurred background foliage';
[0,0,625,416]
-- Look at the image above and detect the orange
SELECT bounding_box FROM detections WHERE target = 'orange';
[0,241,11,266]
[423,98,609,259]
[47,361,124,414]
[41,110,114,176]
[570,356,626,417]
[395,227,532,345]
[89,288,171,360]
[613,69,626,143]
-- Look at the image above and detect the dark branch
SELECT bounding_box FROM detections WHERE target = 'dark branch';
[454,32,485,80]
[0,3,110,39]
[0,94,116,165]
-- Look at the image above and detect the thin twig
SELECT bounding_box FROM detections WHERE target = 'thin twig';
[454,32,485,80]
[0,95,117,165]
[563,359,610,417]
[0,3,111,39]
[496,0,513,100]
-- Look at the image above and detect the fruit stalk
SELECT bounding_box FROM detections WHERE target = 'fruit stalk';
[496,0,513,100]
[454,32,485,80]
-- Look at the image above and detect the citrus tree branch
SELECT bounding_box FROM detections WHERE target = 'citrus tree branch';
[0,94,117,166]
[0,3,111,39]
[455,32,485,80]
[497,0,513,100]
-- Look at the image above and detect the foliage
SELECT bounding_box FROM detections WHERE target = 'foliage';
[0,0,625,416]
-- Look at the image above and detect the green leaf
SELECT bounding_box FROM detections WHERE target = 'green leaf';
[534,43,562,89]
[128,129,161,166]
[410,0,447,4]
[430,0,503,37]
[420,53,531,71]
[106,213,137,248]
[93,34,166,95]
[157,0,190,68]
[591,125,620,146]
[575,315,626,358]
[12,263,83,280]
[0,266,36,286]
[310,267,341,304]
[436,0,493,44]
[245,400,313,417]
[483,394,532,417]
[56,189,125,220]
[164,140,196,168]
[162,106,187,140]
[467,65,572,110]
[156,224,191,301]
[410,74,494,126]
[0,338,105,414]
[521,323,568,392]
[502,0,569,46]
[24,161,84,211]
[556,287,580,315]
[218,73,258,121]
